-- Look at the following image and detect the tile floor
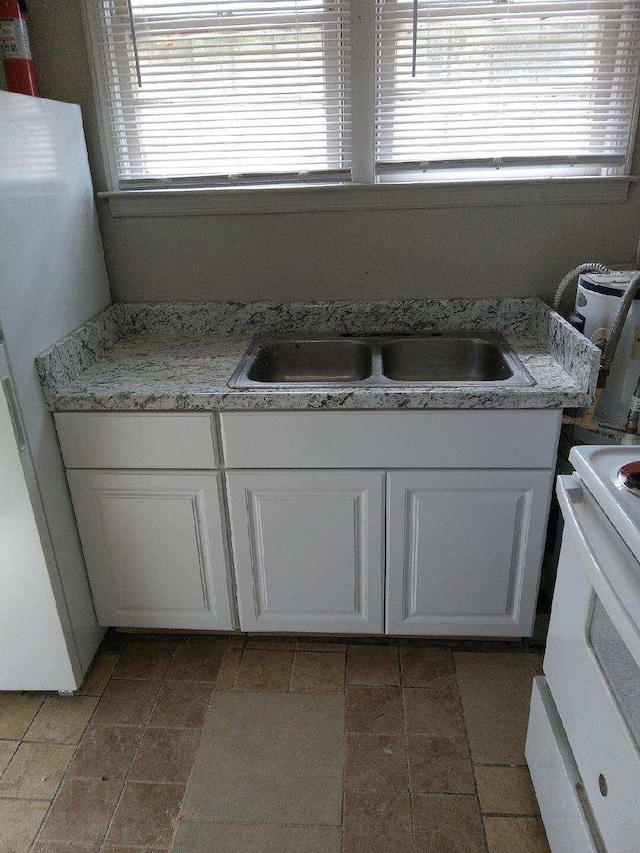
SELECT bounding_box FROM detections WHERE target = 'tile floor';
[0,633,550,853]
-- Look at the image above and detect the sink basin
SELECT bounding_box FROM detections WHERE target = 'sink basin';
[381,335,514,382]
[228,332,535,389]
[246,339,372,383]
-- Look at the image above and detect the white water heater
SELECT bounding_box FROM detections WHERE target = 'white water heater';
[575,271,640,429]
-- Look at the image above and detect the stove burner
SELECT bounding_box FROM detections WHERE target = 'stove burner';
[617,461,640,495]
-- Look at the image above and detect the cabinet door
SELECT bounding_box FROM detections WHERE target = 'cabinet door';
[227,471,384,633]
[67,470,235,630]
[386,470,553,637]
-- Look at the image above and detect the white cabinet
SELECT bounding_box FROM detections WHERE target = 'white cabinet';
[56,410,559,637]
[227,471,384,633]
[386,469,553,636]
[67,470,235,630]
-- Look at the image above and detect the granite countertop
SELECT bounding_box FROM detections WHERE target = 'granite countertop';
[36,298,600,412]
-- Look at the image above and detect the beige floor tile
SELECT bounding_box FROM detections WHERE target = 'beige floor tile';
[215,647,243,691]
[232,649,294,692]
[347,646,400,686]
[128,727,200,783]
[165,640,225,682]
[105,781,184,848]
[92,679,161,727]
[412,793,485,853]
[401,648,456,688]
[403,685,466,737]
[0,741,74,800]
[484,816,551,853]
[148,680,213,727]
[112,641,176,680]
[346,686,404,734]
[68,725,143,780]
[78,654,119,696]
[39,778,123,845]
[345,733,408,791]
[173,821,342,853]
[476,765,540,815]
[183,692,344,826]
[290,651,345,694]
[343,791,414,853]
[0,739,18,774]
[0,692,45,739]
[24,696,98,745]
[0,799,48,853]
[408,734,474,794]
[455,652,542,764]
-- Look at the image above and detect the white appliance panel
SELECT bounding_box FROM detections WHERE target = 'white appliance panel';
[0,348,77,689]
[543,475,640,852]
[0,91,112,685]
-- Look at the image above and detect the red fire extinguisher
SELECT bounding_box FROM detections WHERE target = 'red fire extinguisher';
[0,0,38,96]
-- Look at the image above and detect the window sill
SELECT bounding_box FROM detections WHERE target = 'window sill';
[98,176,637,217]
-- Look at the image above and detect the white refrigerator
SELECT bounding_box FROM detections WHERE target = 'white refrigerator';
[0,90,112,690]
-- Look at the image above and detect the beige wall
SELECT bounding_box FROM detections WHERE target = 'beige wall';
[19,0,640,303]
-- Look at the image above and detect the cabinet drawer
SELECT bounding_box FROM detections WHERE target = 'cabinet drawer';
[220,410,561,469]
[526,677,600,853]
[55,412,218,469]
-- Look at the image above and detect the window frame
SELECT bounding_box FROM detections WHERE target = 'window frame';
[87,0,353,189]
[374,0,640,180]
[82,0,640,215]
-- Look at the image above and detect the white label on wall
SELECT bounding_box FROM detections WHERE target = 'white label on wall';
[632,326,640,360]
[0,18,31,60]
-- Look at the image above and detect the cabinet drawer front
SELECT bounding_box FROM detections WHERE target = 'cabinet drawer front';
[227,470,385,634]
[386,469,553,636]
[67,470,235,630]
[55,413,218,469]
[220,411,561,469]
[526,678,600,853]
[545,517,640,852]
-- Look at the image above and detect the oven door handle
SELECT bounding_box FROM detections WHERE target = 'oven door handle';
[557,474,640,666]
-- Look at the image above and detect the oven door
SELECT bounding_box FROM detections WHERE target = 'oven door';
[545,475,640,852]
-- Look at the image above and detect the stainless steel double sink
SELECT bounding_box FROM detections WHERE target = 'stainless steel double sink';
[228,331,535,389]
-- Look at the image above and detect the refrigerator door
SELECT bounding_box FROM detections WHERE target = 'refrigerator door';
[0,345,78,690]
[0,91,112,680]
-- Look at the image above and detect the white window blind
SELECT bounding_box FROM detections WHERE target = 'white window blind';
[85,0,640,190]
[87,0,351,188]
[376,0,640,180]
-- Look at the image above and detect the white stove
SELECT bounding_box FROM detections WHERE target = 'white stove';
[572,446,640,563]
[526,446,640,853]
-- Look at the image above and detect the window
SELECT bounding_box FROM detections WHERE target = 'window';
[87,0,351,188]
[376,1,640,182]
[85,0,640,191]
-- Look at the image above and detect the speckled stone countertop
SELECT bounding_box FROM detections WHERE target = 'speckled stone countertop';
[36,298,600,411]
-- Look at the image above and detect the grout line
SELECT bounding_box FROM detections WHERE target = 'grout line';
[340,674,347,853]
[0,795,53,804]
[28,643,123,852]
[480,810,542,819]
[167,640,227,850]
[401,683,418,853]
[229,642,246,691]
[98,640,180,851]
[452,652,490,853]
[343,786,478,797]
[287,651,295,693]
